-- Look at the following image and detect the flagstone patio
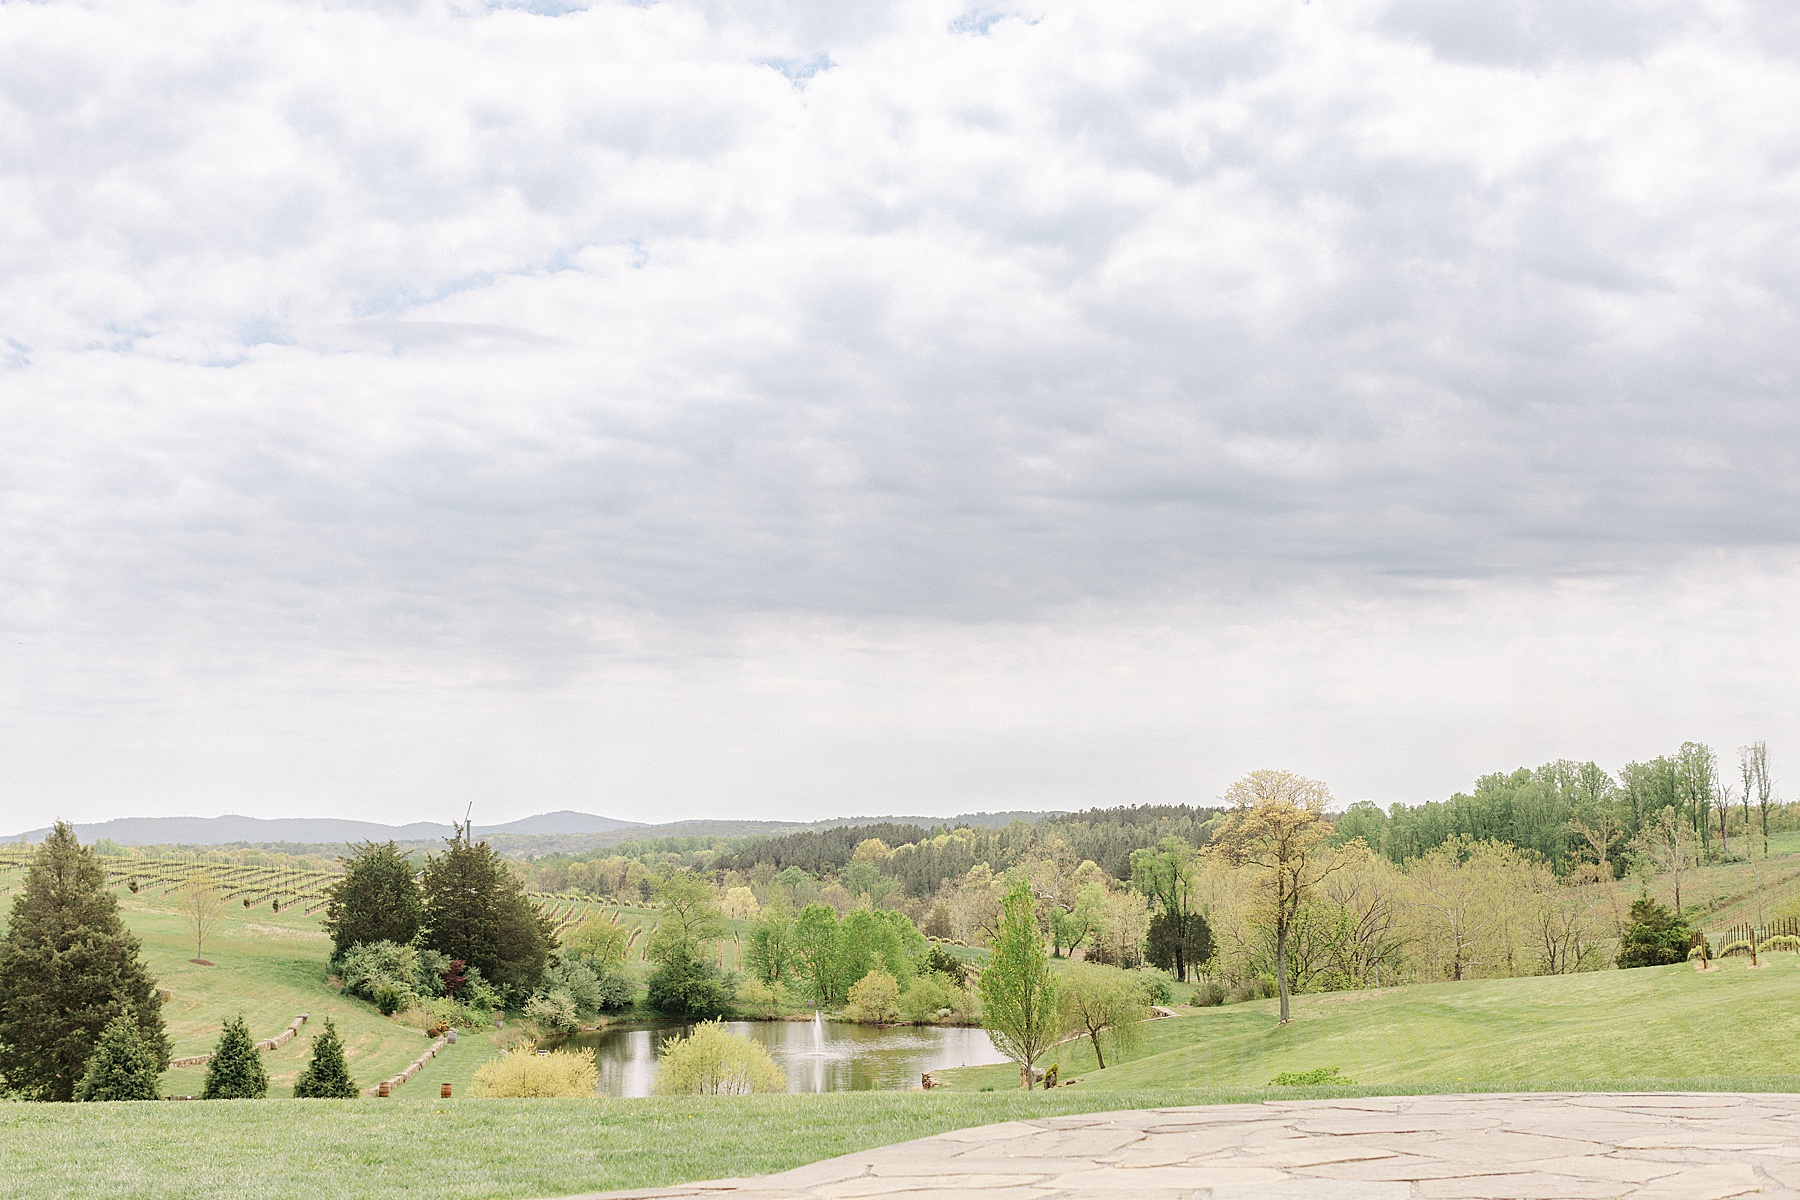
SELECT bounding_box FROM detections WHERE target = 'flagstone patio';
[563,1093,1800,1199]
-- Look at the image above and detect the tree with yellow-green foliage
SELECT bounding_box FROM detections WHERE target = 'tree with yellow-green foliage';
[472,1046,598,1098]
[654,1021,784,1095]
[1212,769,1340,1024]
[980,881,1060,1088]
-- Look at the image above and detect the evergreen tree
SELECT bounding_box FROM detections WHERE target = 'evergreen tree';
[1617,897,1691,968]
[74,1013,162,1102]
[0,822,170,1101]
[292,1018,359,1099]
[323,841,424,960]
[420,823,555,996]
[1145,909,1215,982]
[202,1013,268,1099]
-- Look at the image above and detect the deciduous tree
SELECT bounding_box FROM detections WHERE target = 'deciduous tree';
[979,882,1060,1088]
[1212,769,1341,1023]
[1130,838,1210,981]
[180,872,225,963]
[1058,965,1147,1070]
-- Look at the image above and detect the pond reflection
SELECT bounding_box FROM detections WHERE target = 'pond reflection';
[555,1015,1009,1096]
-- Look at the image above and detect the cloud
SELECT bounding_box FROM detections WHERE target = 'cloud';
[1,0,1798,826]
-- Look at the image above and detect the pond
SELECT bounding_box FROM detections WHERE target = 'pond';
[554,1016,1010,1096]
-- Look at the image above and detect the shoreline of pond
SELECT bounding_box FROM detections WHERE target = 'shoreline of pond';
[543,1016,1011,1096]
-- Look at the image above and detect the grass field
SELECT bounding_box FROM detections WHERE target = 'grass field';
[116,892,508,1097]
[11,1076,1800,1200]
[942,953,1800,1091]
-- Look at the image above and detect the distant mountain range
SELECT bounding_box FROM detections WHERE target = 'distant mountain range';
[0,810,643,846]
[1,808,1058,848]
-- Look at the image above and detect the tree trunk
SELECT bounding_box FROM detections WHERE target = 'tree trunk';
[1090,1031,1106,1070]
[1275,917,1291,1023]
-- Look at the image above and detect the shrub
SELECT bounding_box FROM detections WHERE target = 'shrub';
[1226,978,1275,1004]
[646,957,732,1018]
[75,1014,161,1102]
[1761,934,1800,953]
[737,977,789,1012]
[1617,898,1691,969]
[594,969,634,1012]
[525,990,581,1035]
[1719,939,1754,958]
[292,1018,359,1099]
[541,959,606,1016]
[202,1014,268,1100]
[471,1047,598,1098]
[924,944,968,985]
[1190,981,1226,1007]
[845,969,900,1023]
[1271,1066,1356,1086]
[418,995,494,1033]
[336,940,422,1012]
[654,1021,785,1095]
[898,974,952,1023]
[1133,969,1175,1007]
[458,965,504,1015]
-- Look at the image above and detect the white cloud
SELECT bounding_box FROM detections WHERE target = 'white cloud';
[2,0,1798,829]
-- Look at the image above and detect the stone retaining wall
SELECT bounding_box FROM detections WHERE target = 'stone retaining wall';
[373,1033,450,1096]
[167,1013,308,1069]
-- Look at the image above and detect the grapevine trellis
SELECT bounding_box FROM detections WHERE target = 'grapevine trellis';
[1713,916,1800,946]
[0,850,625,930]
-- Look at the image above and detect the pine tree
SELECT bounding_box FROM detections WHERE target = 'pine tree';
[323,841,424,960]
[292,1018,359,1099]
[421,823,555,995]
[74,1013,162,1101]
[201,1013,267,1099]
[0,822,170,1101]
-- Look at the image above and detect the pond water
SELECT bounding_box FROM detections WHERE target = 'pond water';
[555,1016,1010,1096]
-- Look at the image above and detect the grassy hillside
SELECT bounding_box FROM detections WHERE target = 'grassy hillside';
[113,892,506,1096]
[943,953,1800,1091]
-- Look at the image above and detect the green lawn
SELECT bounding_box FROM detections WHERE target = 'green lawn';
[942,953,1800,1091]
[8,1078,1800,1200]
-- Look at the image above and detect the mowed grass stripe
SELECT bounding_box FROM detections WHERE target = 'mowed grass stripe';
[940,955,1800,1091]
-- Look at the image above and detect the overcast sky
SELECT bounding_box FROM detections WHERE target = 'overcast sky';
[4,0,1799,833]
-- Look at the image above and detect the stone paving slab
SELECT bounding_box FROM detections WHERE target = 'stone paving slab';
[556,1094,1800,1200]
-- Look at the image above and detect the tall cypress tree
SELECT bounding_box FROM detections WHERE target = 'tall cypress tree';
[75,1013,162,1102]
[323,841,423,960]
[202,1014,268,1099]
[291,1018,359,1099]
[421,823,555,996]
[0,822,170,1101]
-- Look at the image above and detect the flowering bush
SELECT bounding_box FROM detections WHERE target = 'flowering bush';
[471,1047,598,1098]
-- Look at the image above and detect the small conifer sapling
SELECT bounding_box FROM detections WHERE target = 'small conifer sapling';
[202,1013,269,1099]
[292,1018,359,1099]
[75,1013,163,1102]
